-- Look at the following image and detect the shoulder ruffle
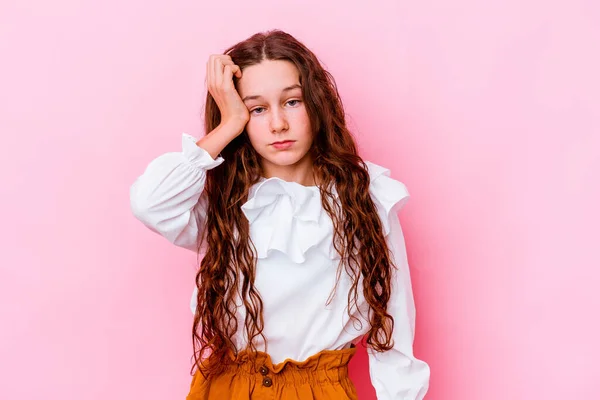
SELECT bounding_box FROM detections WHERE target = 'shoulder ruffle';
[364,161,410,236]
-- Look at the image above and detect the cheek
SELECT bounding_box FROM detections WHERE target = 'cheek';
[289,108,312,134]
[245,119,268,142]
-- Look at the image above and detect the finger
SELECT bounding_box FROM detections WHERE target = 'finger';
[218,58,236,72]
[231,64,242,79]
[214,55,238,76]
[218,55,233,63]
[220,59,241,79]
[208,54,221,90]
[214,58,223,88]
[223,64,233,87]
[206,56,213,90]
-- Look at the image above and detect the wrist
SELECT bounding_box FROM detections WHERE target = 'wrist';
[220,117,248,135]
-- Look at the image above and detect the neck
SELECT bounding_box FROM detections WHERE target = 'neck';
[260,154,317,187]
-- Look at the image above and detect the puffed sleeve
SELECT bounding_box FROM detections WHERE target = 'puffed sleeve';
[129,133,224,252]
[365,161,431,400]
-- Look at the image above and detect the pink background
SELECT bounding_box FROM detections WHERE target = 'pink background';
[1,0,599,399]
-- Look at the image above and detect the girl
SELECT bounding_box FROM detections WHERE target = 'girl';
[130,30,430,399]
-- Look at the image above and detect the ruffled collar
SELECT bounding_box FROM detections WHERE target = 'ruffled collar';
[241,177,323,224]
[240,177,339,263]
[239,162,409,263]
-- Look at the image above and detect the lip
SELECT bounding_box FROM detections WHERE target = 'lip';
[271,140,295,150]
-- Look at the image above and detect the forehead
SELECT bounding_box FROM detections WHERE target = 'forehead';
[237,59,301,97]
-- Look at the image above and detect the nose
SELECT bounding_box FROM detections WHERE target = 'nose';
[269,108,288,133]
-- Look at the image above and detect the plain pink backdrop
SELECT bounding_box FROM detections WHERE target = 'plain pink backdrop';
[1,0,599,399]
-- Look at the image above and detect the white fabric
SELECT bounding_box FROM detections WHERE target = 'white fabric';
[130,133,430,399]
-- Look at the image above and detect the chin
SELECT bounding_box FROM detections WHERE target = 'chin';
[262,151,308,167]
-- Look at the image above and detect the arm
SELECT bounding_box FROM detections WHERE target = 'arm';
[367,212,431,399]
[129,133,225,251]
[129,53,250,251]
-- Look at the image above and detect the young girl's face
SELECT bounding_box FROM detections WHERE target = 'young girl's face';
[237,59,314,169]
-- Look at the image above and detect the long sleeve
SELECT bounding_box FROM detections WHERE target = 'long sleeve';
[367,210,431,399]
[129,133,224,252]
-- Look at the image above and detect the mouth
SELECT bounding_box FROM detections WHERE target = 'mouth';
[271,140,296,150]
[271,140,295,145]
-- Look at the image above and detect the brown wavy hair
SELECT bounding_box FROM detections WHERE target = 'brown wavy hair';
[192,29,397,378]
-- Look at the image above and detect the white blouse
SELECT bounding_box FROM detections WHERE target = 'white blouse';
[130,133,430,399]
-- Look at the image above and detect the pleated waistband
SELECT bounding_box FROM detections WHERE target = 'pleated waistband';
[224,345,357,385]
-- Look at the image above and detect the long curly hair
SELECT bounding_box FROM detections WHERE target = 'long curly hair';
[192,29,397,378]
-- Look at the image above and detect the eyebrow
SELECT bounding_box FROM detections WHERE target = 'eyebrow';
[242,84,302,102]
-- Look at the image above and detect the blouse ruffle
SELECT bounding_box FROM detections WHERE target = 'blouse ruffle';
[181,133,225,169]
[239,161,410,263]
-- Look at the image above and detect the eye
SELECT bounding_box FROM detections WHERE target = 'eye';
[286,99,301,107]
[251,107,265,115]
